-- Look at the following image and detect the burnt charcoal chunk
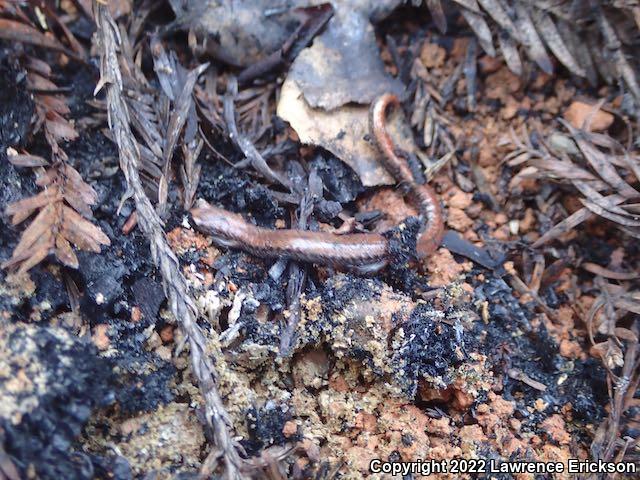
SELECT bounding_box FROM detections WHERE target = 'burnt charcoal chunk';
[393,303,464,396]
[196,160,283,228]
[384,217,430,292]
[1,324,112,480]
[241,311,281,345]
[0,154,37,235]
[315,199,342,222]
[77,250,126,312]
[249,279,285,311]
[131,276,165,326]
[212,252,285,311]
[475,277,531,330]
[0,58,33,148]
[320,274,382,313]
[244,185,282,226]
[88,454,133,480]
[27,268,70,319]
[115,360,176,413]
[242,402,291,456]
[310,154,364,203]
[563,359,606,421]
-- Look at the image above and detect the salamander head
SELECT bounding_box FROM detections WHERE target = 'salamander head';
[190,199,248,248]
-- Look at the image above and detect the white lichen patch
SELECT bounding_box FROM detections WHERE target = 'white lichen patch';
[114,402,206,476]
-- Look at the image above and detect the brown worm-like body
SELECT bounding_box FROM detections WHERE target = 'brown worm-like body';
[190,202,389,274]
[370,94,444,257]
[190,94,444,274]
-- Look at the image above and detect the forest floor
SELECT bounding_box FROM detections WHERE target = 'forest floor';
[0,2,639,479]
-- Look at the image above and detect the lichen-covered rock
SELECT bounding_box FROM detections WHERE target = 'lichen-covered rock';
[0,323,113,479]
[111,402,205,476]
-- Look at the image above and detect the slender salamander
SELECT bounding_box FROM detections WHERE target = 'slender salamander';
[190,94,444,274]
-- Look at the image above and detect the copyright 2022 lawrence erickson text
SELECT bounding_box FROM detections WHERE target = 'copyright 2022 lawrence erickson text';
[369,457,637,476]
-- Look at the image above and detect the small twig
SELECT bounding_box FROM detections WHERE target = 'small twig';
[223,77,292,189]
[93,3,246,478]
[507,368,547,391]
[279,230,309,355]
[463,38,478,112]
[279,168,316,355]
[508,273,557,324]
[599,342,638,461]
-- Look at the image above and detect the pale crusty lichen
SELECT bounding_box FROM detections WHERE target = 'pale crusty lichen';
[114,402,206,477]
[0,272,36,309]
[0,323,75,424]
